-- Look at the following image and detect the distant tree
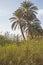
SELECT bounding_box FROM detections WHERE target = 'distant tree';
[4,32,9,39]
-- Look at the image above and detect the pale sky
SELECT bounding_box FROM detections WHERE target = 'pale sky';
[0,0,43,35]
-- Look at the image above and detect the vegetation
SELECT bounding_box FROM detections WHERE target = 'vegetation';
[0,38,43,65]
[10,0,43,40]
[10,9,25,40]
[0,0,43,65]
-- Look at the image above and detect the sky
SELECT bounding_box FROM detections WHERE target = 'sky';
[0,0,43,35]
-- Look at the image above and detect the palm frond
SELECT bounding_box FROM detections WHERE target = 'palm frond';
[11,22,16,29]
[33,18,41,24]
[11,20,19,30]
[10,17,16,20]
[14,23,17,30]
[9,17,17,22]
[14,9,23,19]
[30,6,38,10]
[32,11,38,14]
[21,1,34,9]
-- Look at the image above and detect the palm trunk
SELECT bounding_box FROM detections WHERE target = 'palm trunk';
[27,9,33,39]
[28,27,33,39]
[27,22,33,39]
[20,23,25,40]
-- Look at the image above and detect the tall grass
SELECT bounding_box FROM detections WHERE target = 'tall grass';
[0,38,43,65]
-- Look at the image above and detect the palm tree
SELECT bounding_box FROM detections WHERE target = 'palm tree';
[23,17,41,39]
[32,20,42,37]
[10,8,25,40]
[28,18,42,38]
[21,0,38,39]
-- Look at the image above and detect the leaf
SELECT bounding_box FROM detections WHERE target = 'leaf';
[9,17,16,22]
[30,6,38,10]
[11,22,16,29]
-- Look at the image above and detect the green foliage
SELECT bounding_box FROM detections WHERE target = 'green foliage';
[0,38,43,65]
[10,8,25,40]
[10,0,43,40]
[0,35,13,46]
[21,0,42,39]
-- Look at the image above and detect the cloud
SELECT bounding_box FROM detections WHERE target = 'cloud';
[37,9,43,28]
[38,9,43,17]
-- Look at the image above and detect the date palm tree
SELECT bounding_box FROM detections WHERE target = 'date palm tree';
[10,9,25,40]
[23,17,41,39]
[28,18,42,38]
[32,19,42,37]
[21,0,38,39]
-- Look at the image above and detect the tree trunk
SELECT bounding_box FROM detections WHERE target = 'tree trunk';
[28,28,33,39]
[20,23,25,40]
[26,9,33,39]
[28,23,33,39]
